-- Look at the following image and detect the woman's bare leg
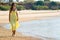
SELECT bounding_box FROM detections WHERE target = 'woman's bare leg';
[12,30,16,36]
[12,24,16,36]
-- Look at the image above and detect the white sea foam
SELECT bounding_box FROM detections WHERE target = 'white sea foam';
[4,17,60,40]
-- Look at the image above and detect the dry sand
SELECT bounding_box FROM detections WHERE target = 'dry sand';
[0,10,60,40]
[0,10,60,23]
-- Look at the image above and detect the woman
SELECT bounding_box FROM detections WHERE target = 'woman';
[9,3,19,36]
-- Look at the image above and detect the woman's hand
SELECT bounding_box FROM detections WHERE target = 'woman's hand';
[17,17,18,21]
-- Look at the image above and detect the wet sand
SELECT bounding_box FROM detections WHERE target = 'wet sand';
[0,26,42,40]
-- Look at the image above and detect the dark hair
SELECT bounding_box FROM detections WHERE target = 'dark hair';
[10,3,16,13]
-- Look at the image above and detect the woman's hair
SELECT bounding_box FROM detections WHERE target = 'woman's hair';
[10,3,16,13]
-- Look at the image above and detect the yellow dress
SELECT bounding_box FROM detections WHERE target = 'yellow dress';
[10,11,19,30]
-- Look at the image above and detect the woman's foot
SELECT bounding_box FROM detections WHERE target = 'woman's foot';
[12,33,15,37]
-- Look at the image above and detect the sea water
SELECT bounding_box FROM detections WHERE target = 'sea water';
[4,17,60,40]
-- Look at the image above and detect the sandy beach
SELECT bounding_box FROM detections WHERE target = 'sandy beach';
[0,26,42,40]
[0,10,60,40]
[0,10,60,23]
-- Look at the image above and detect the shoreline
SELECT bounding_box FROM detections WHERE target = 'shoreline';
[0,10,60,40]
[0,27,42,40]
[0,24,55,40]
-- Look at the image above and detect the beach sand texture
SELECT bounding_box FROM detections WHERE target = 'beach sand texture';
[0,10,60,40]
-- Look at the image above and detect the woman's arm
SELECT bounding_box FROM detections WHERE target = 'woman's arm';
[9,12,10,22]
[16,12,18,21]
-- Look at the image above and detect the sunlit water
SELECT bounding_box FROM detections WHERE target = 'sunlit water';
[4,17,60,40]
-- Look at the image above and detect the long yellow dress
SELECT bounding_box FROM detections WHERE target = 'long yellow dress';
[10,11,19,30]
